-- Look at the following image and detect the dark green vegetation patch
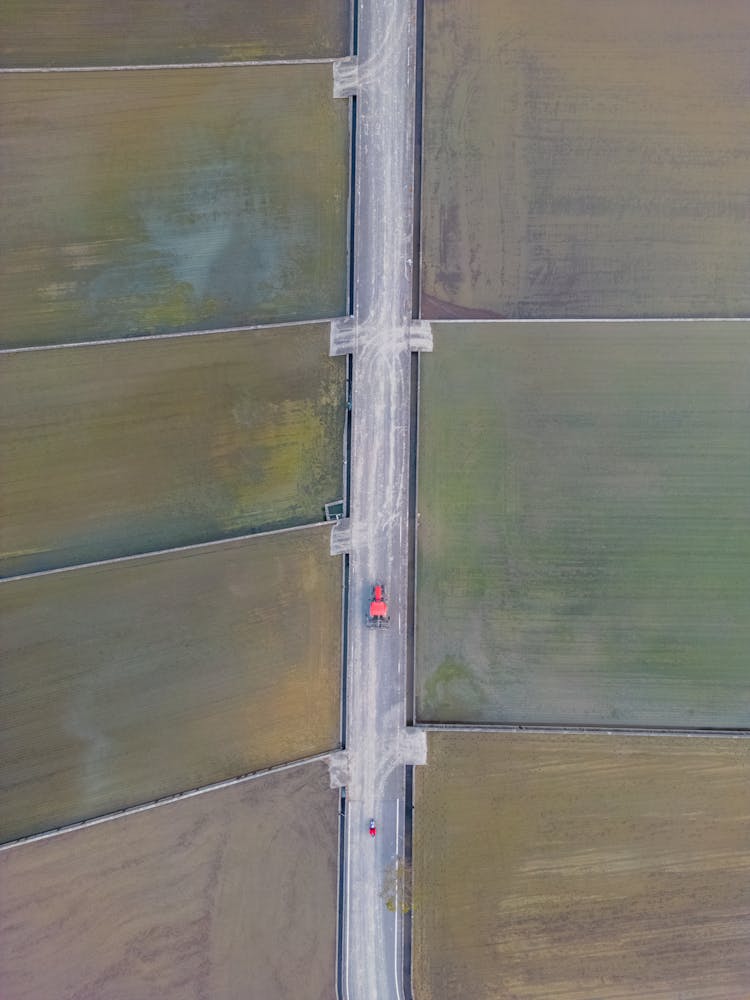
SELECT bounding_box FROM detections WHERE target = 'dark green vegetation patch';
[0,66,348,347]
[417,323,750,727]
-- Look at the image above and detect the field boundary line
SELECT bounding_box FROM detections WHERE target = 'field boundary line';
[0,317,344,355]
[428,317,750,324]
[0,520,330,585]
[419,722,750,738]
[407,353,421,728]
[0,59,338,73]
[0,751,336,853]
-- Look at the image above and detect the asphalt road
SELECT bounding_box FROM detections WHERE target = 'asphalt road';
[335,2,421,999]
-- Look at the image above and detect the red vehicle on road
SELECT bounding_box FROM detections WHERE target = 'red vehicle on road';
[367,584,390,628]
[369,818,377,838]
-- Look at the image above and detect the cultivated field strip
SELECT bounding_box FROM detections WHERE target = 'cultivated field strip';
[0,325,345,577]
[0,521,329,585]
[413,731,750,1000]
[0,316,344,354]
[0,527,342,842]
[420,0,750,319]
[0,760,339,1000]
[0,0,350,67]
[0,65,349,348]
[416,322,750,729]
[0,750,334,853]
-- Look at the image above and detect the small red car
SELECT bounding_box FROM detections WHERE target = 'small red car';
[369,818,377,838]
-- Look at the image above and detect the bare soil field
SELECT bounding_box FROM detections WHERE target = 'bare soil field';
[413,731,750,1000]
[0,65,348,347]
[420,0,750,318]
[0,760,338,1000]
[416,323,750,727]
[0,526,341,842]
[1,0,349,66]
[1,324,344,576]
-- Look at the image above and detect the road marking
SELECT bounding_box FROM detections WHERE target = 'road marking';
[344,798,353,1000]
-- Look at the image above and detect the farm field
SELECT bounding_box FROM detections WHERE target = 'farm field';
[0,760,338,1000]
[0,324,345,577]
[416,322,750,727]
[1,0,349,66]
[0,65,348,348]
[420,0,750,319]
[413,731,750,1000]
[0,526,341,842]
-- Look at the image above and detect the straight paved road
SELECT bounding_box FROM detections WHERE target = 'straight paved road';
[334,2,424,999]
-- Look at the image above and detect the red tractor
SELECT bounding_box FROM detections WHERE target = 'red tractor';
[367,584,390,628]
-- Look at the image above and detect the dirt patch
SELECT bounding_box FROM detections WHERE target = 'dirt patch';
[413,731,750,1000]
[0,760,338,1000]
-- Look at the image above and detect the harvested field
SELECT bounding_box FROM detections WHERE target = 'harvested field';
[420,0,750,319]
[0,66,348,347]
[1,0,349,66]
[0,760,338,1000]
[0,526,341,842]
[417,323,750,727]
[413,731,750,1000]
[1,325,345,576]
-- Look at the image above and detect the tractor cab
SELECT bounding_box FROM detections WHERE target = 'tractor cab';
[367,584,390,628]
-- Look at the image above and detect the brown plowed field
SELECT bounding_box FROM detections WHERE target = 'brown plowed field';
[413,731,750,1000]
[0,760,338,1000]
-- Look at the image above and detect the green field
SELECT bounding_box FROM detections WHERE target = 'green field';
[417,323,750,727]
[0,760,338,1000]
[1,0,349,66]
[420,0,750,318]
[0,526,341,842]
[1,325,344,576]
[0,66,348,347]
[413,731,750,1000]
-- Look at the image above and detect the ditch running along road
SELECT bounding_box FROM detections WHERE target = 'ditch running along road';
[333,1,428,999]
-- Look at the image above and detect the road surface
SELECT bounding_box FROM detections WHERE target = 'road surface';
[333,2,426,999]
